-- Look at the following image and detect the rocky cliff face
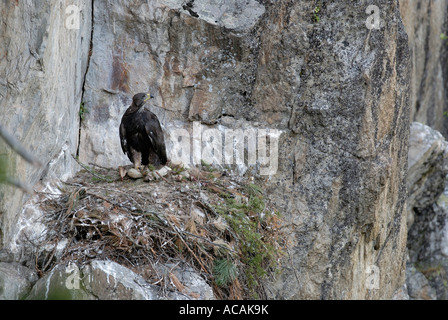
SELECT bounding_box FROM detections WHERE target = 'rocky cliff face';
[406,122,448,228]
[399,0,448,300]
[1,0,413,299]
[399,0,448,137]
[0,0,92,245]
[79,0,412,299]
[262,1,410,299]
[406,122,448,300]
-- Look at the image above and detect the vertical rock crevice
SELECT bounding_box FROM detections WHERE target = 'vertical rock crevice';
[77,0,95,158]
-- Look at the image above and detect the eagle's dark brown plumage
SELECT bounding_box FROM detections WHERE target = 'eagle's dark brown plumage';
[119,93,167,169]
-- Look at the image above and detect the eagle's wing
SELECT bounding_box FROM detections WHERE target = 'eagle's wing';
[119,120,128,156]
[144,112,168,164]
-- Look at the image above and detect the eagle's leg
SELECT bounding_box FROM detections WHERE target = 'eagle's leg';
[147,152,160,169]
[130,147,142,170]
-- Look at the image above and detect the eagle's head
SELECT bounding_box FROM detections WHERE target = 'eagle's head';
[133,92,154,107]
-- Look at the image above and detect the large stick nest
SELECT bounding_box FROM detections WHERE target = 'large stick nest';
[35,162,287,299]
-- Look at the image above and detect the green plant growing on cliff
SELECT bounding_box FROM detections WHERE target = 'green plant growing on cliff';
[213,182,284,298]
[171,164,185,175]
[313,3,321,23]
[213,258,238,287]
[201,159,216,172]
[441,33,448,41]
[79,102,88,121]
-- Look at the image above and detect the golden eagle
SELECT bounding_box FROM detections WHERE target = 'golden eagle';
[119,93,167,169]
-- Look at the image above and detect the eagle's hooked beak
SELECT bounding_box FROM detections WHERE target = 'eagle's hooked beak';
[144,93,154,102]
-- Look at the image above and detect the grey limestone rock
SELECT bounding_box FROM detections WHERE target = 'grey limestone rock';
[399,0,448,137]
[405,263,437,300]
[1,0,415,300]
[25,260,214,300]
[0,0,92,247]
[407,122,448,228]
[0,262,38,300]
